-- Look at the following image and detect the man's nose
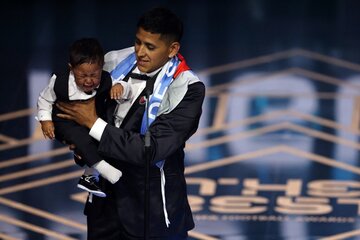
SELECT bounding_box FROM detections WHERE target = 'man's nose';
[137,45,146,56]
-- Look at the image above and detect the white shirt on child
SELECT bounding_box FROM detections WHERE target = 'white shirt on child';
[37,71,130,121]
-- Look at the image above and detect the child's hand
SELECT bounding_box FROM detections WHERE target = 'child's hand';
[110,83,124,100]
[40,121,55,139]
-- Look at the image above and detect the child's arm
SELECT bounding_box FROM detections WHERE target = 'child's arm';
[110,81,132,100]
[40,120,55,139]
[110,83,124,100]
[37,74,57,139]
[37,74,57,120]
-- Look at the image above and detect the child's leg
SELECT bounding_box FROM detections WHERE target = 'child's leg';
[83,166,100,177]
[92,160,122,184]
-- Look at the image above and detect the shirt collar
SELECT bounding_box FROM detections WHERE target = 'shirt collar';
[136,67,162,78]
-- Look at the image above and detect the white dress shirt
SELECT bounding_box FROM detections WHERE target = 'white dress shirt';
[37,71,130,121]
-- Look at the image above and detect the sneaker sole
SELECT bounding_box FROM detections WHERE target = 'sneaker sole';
[77,184,106,198]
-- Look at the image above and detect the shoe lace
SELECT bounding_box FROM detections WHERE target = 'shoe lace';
[85,175,99,182]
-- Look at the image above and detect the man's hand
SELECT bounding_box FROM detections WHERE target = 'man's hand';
[56,98,98,129]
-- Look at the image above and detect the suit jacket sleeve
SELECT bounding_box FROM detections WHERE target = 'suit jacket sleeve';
[97,82,205,166]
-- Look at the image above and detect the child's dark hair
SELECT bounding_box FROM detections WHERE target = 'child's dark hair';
[69,38,104,67]
[137,7,183,43]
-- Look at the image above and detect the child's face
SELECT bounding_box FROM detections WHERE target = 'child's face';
[72,63,102,93]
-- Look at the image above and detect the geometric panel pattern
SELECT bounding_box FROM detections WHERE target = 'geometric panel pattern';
[1,49,360,239]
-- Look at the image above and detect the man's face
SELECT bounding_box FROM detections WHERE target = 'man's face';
[71,63,102,93]
[134,27,179,73]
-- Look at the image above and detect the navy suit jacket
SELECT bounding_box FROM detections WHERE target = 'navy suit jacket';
[84,81,205,238]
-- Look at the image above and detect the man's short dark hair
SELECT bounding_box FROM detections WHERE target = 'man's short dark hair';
[137,7,183,43]
[69,38,104,67]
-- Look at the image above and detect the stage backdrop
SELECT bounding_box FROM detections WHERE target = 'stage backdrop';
[1,1,360,239]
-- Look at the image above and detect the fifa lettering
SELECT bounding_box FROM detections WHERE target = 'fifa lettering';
[210,196,268,214]
[187,178,360,215]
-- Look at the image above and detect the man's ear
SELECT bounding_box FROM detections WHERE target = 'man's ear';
[168,42,180,58]
[68,63,73,71]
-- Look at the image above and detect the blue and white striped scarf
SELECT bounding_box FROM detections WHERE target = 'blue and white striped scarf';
[110,52,182,228]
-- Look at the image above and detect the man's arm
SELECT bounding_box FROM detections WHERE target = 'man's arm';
[56,81,205,167]
[96,82,205,166]
[56,97,98,129]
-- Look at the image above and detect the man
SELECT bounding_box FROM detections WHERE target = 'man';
[57,7,205,239]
